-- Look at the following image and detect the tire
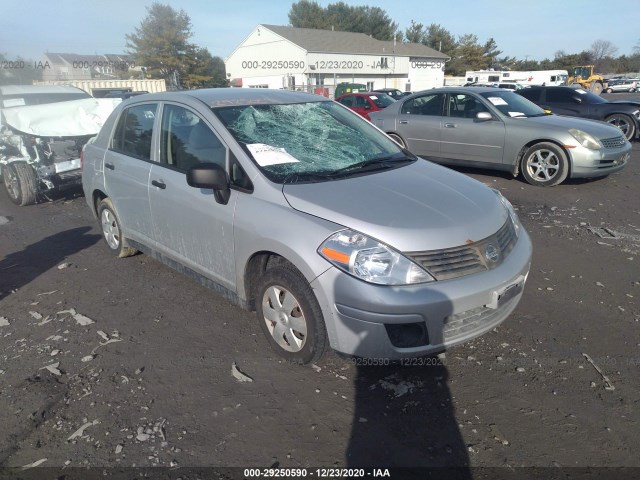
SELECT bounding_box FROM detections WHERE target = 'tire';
[606,114,636,141]
[387,133,406,148]
[606,88,613,93]
[255,265,327,364]
[521,142,569,187]
[591,83,603,95]
[97,198,137,258]
[2,162,37,206]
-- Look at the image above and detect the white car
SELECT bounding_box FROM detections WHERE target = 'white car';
[606,79,637,93]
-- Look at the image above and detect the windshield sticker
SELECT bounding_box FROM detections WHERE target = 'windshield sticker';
[247,143,300,166]
[3,98,26,108]
[575,89,588,94]
[369,96,378,100]
[508,112,526,117]
[487,97,508,106]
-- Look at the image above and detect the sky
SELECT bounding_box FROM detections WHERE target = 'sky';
[1,0,639,63]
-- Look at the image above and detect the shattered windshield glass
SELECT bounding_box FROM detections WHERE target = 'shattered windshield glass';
[214,101,412,183]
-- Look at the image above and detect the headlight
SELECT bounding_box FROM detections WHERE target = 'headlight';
[491,189,521,237]
[569,129,601,150]
[318,229,434,285]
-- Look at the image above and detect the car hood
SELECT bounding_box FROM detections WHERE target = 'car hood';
[522,114,623,137]
[282,160,508,252]
[1,98,121,137]
[610,100,640,109]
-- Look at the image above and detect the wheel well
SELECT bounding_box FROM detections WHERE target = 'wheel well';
[92,190,108,216]
[516,139,572,177]
[244,252,298,311]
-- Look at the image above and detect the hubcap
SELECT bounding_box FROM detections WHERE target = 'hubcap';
[607,117,630,137]
[262,285,307,352]
[526,149,559,182]
[4,167,19,199]
[101,209,120,250]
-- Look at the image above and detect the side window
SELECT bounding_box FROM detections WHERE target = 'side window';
[547,89,573,103]
[160,104,226,172]
[112,104,157,160]
[400,94,443,116]
[339,96,354,107]
[447,94,488,119]
[355,96,368,108]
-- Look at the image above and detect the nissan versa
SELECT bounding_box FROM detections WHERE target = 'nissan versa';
[82,89,532,364]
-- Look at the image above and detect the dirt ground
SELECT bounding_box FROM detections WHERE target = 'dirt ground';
[1,101,639,479]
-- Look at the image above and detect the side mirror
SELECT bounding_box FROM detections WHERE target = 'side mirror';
[364,104,372,110]
[572,96,583,104]
[187,163,231,205]
[475,112,493,122]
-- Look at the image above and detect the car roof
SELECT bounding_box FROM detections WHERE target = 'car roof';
[121,88,330,108]
[0,85,88,95]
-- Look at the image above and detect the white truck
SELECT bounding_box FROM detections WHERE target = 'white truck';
[465,70,568,87]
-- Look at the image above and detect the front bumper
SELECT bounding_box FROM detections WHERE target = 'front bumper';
[568,143,631,178]
[311,229,532,359]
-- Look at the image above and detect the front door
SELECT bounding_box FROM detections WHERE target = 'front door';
[148,103,237,290]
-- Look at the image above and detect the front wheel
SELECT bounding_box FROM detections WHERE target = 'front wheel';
[255,265,327,364]
[606,88,613,93]
[3,162,37,206]
[606,114,636,141]
[521,142,569,187]
[590,83,603,95]
[97,198,137,258]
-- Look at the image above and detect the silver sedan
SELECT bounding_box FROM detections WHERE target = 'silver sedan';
[369,87,631,186]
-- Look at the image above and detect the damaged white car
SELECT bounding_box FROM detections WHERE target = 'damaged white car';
[0,85,120,205]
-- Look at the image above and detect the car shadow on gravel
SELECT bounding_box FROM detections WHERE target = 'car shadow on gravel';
[0,226,100,301]
[344,292,472,479]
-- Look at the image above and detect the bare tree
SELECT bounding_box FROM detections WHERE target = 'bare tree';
[590,39,618,65]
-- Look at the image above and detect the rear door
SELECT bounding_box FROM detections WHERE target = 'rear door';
[104,102,158,245]
[147,103,238,290]
[394,92,444,157]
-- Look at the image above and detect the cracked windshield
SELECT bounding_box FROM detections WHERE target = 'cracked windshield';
[215,101,409,183]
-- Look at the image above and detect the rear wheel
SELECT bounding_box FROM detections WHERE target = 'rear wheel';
[387,133,406,148]
[606,88,613,93]
[2,162,37,206]
[606,114,636,141]
[97,198,137,258]
[521,142,569,187]
[591,83,603,95]
[255,264,327,364]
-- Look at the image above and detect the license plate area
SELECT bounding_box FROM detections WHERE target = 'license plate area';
[486,277,524,310]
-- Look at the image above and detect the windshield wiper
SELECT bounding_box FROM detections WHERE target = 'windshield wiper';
[330,154,415,176]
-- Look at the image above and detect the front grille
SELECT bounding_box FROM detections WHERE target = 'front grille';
[601,136,626,149]
[407,218,517,281]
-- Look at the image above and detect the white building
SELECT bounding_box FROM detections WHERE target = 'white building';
[225,25,449,96]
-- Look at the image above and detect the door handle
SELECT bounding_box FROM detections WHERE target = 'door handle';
[151,180,166,190]
[105,162,115,170]
[444,123,456,128]
[399,120,408,124]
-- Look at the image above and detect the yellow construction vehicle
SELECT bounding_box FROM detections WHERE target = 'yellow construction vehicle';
[567,65,605,95]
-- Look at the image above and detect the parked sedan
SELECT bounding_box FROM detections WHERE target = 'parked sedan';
[82,88,532,363]
[516,86,640,140]
[605,79,637,93]
[335,92,395,120]
[372,88,408,100]
[369,87,631,187]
